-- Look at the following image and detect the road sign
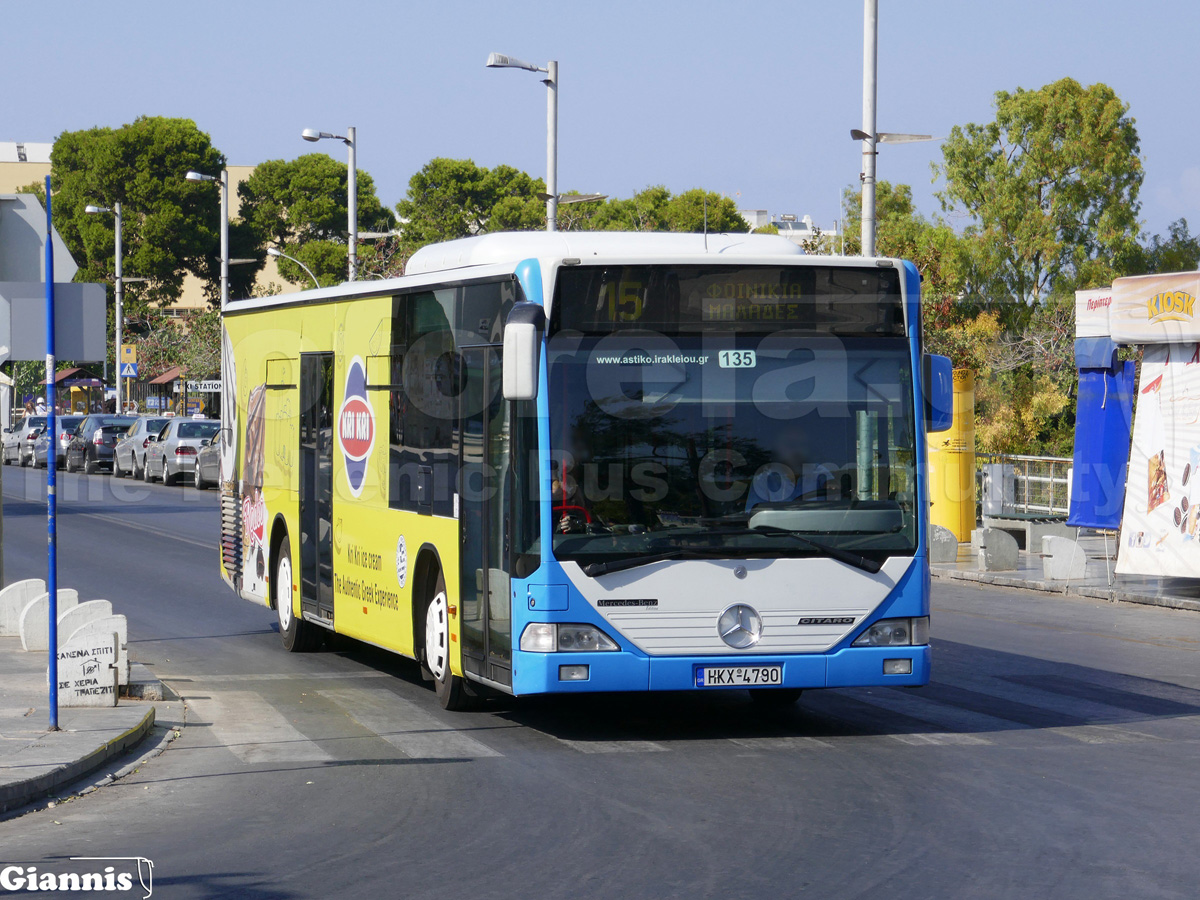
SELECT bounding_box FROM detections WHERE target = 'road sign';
[119,362,138,378]
[121,344,137,364]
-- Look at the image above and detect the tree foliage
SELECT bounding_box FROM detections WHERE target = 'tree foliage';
[239,154,394,287]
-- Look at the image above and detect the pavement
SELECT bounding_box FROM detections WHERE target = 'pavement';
[932,529,1200,613]
[0,635,176,815]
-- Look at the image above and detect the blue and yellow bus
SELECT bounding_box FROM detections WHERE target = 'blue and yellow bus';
[218,231,952,709]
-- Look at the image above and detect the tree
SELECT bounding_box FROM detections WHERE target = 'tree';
[1131,218,1200,275]
[238,154,394,287]
[935,78,1143,313]
[395,158,544,250]
[50,117,241,313]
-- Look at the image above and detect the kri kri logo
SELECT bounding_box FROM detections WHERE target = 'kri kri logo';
[1146,290,1196,324]
[338,356,375,498]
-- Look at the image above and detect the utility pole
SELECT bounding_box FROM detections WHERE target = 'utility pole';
[861,0,879,257]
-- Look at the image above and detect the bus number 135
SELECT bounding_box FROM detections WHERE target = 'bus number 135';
[718,350,757,369]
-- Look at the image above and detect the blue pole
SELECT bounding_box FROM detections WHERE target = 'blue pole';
[44,175,58,731]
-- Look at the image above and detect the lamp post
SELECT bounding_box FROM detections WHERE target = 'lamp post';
[487,53,558,232]
[301,127,357,281]
[185,170,229,308]
[268,247,320,288]
[84,202,125,412]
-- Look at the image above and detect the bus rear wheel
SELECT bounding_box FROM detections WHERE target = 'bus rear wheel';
[424,571,477,711]
[276,540,321,652]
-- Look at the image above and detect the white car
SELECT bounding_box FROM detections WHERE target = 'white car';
[143,418,220,485]
[112,416,171,479]
[2,416,47,466]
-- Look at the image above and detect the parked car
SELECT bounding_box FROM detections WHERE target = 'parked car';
[112,417,171,479]
[2,416,47,466]
[32,416,86,468]
[64,415,138,474]
[193,432,222,490]
[144,418,220,485]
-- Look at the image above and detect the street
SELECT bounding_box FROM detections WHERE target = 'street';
[2,464,1199,899]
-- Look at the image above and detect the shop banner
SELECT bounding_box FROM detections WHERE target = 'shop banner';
[1116,343,1200,576]
[1076,287,1112,339]
[1111,272,1200,344]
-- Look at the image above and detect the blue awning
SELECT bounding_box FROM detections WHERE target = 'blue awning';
[1068,361,1135,530]
[1075,336,1119,371]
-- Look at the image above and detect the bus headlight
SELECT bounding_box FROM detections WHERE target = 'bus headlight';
[519,623,620,653]
[852,617,929,647]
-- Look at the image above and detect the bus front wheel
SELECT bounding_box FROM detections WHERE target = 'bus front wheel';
[424,571,478,711]
[276,540,320,652]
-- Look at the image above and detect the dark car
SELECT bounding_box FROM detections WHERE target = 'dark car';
[64,415,138,474]
[193,432,222,490]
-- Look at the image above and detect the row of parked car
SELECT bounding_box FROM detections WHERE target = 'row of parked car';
[1,413,222,488]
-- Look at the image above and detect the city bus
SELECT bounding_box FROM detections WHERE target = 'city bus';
[217,231,953,709]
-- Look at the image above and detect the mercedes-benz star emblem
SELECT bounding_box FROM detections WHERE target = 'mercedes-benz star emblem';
[717,604,762,649]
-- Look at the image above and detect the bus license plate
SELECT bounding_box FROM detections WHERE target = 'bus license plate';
[695,665,783,687]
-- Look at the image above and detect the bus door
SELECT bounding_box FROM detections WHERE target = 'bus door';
[299,352,335,624]
[459,344,513,686]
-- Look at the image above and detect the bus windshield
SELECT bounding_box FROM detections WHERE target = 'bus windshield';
[547,264,917,568]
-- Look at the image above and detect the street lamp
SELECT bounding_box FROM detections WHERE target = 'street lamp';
[301,127,357,281]
[267,247,320,289]
[185,170,229,309]
[849,128,935,257]
[84,203,125,412]
[487,53,558,232]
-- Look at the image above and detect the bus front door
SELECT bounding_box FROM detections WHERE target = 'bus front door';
[459,344,513,687]
[299,352,335,625]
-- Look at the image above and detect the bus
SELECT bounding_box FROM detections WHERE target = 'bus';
[217,231,953,709]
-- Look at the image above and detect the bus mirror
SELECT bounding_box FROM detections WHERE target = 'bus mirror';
[922,354,953,433]
[503,302,546,401]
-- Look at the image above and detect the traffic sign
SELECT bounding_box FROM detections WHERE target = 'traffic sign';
[121,344,137,364]
[119,362,138,378]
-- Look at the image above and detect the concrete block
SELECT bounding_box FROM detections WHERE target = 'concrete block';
[976,527,1019,572]
[970,529,986,551]
[1028,521,1078,549]
[55,631,118,707]
[18,590,79,652]
[930,524,960,564]
[1041,536,1086,581]
[0,579,46,635]
[57,599,113,641]
[66,614,128,685]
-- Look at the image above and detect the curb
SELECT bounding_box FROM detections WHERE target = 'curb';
[932,567,1200,613]
[0,706,156,814]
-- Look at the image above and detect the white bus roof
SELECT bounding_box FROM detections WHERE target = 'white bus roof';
[405,231,805,275]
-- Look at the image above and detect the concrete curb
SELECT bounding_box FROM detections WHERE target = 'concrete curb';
[0,706,156,814]
[932,566,1200,613]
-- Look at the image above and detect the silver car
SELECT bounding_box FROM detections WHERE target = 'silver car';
[143,418,220,485]
[31,416,87,468]
[2,416,48,466]
[193,431,222,490]
[112,416,171,479]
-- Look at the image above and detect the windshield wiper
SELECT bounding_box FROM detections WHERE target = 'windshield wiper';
[744,524,882,574]
[582,548,715,577]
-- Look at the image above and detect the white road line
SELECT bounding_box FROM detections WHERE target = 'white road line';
[729,736,833,751]
[554,739,669,754]
[186,691,333,764]
[843,689,1003,743]
[319,688,501,759]
[167,671,392,683]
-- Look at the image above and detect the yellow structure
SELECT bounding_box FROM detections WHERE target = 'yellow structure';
[927,369,976,541]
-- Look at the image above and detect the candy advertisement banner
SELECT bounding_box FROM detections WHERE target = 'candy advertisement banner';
[1116,343,1200,576]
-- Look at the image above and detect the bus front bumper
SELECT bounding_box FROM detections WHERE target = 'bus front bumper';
[508,644,931,695]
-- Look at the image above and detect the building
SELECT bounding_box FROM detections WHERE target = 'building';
[736,208,841,251]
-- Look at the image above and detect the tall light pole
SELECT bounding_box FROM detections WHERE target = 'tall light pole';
[186,170,229,308]
[84,202,125,412]
[860,0,879,257]
[302,127,357,281]
[487,53,558,232]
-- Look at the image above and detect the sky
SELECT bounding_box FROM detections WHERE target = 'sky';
[4,0,1197,238]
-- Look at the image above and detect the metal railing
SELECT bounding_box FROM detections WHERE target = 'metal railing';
[976,453,1072,518]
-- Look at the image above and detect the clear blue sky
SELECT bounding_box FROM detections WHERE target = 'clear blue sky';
[6,0,1197,238]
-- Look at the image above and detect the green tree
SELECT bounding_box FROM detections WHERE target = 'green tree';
[395,158,544,250]
[935,78,1143,313]
[238,154,394,287]
[1130,218,1200,275]
[49,117,244,312]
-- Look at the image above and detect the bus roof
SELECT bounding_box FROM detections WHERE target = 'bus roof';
[404,231,805,276]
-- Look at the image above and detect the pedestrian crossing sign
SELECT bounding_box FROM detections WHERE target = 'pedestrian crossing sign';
[119,362,138,378]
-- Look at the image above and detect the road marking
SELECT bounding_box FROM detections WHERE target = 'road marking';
[843,687,1006,741]
[75,511,212,549]
[186,690,333,764]
[1045,724,1163,745]
[167,671,392,683]
[319,688,501,759]
[729,736,833,751]
[553,739,668,754]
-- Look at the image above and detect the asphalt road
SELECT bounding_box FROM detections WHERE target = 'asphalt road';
[2,463,1199,899]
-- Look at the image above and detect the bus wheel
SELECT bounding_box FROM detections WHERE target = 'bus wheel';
[424,571,477,711]
[749,689,803,707]
[276,540,320,652]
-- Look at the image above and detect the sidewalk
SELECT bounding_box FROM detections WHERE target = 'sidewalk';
[0,637,169,814]
[932,531,1200,613]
